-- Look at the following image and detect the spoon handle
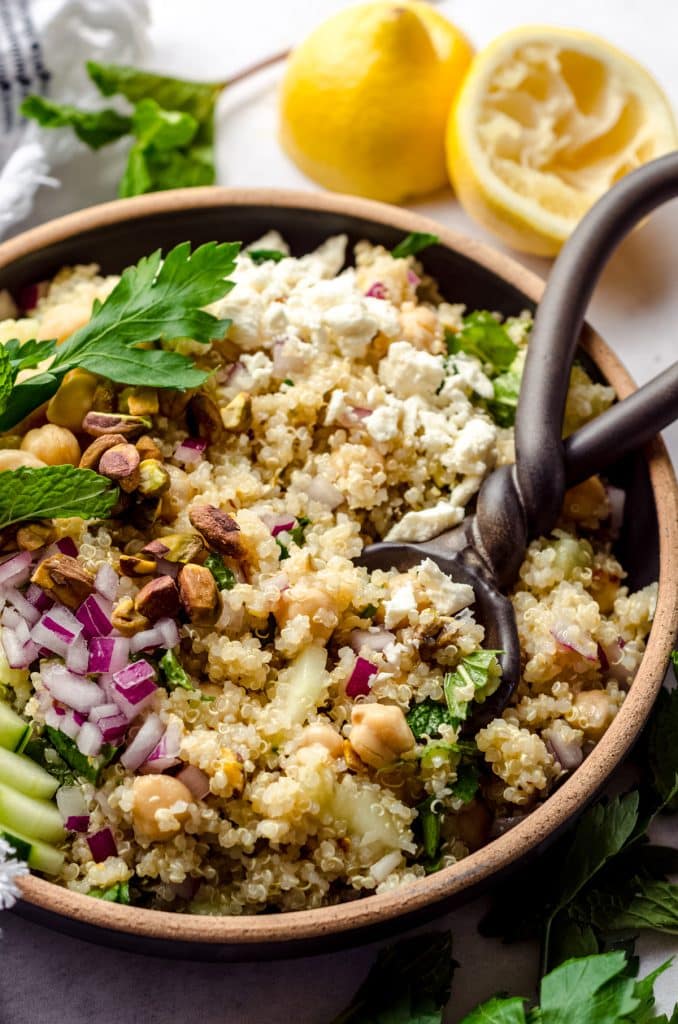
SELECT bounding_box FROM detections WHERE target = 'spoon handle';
[515,150,678,538]
[564,360,678,485]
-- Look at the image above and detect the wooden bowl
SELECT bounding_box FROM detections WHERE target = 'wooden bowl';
[2,188,676,961]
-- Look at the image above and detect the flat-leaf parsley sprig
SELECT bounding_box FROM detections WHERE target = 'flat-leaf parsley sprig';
[0,239,240,431]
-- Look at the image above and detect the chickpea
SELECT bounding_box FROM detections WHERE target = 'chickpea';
[0,449,46,471]
[562,476,609,527]
[279,581,336,641]
[131,774,193,842]
[46,369,98,431]
[21,424,81,466]
[349,704,415,769]
[297,723,344,758]
[571,689,614,740]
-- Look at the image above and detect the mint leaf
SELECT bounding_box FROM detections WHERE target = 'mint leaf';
[0,466,118,529]
[247,249,286,264]
[20,95,132,149]
[460,997,527,1024]
[119,143,213,197]
[290,516,310,547]
[159,649,195,692]
[391,232,438,259]
[488,369,522,427]
[331,931,455,1024]
[132,98,198,150]
[446,313,518,373]
[407,699,453,740]
[204,552,235,590]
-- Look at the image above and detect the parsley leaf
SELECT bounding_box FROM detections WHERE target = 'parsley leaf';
[0,466,118,529]
[450,761,481,804]
[488,368,522,427]
[86,62,222,128]
[406,699,454,740]
[391,232,439,259]
[417,795,442,861]
[330,931,455,1024]
[3,338,57,373]
[460,996,527,1023]
[159,649,195,692]
[20,95,132,149]
[44,727,116,785]
[1,241,238,430]
[88,880,131,904]
[647,687,678,812]
[290,515,310,546]
[538,951,638,1023]
[204,552,235,590]
[444,651,502,725]
[446,312,518,373]
[0,346,13,416]
[247,249,286,264]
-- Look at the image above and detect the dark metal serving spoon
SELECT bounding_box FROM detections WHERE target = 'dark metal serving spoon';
[357,151,678,729]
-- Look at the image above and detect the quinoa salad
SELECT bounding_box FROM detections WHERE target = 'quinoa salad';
[0,232,656,914]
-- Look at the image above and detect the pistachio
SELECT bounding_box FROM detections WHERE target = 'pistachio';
[111,596,150,636]
[82,411,151,439]
[134,575,180,622]
[16,521,56,552]
[186,393,223,444]
[141,533,205,564]
[46,369,98,431]
[138,459,170,497]
[177,563,220,625]
[136,435,163,462]
[98,443,141,492]
[119,553,157,577]
[119,386,160,417]
[220,391,252,431]
[91,379,116,413]
[188,505,245,559]
[159,390,194,420]
[79,433,128,471]
[31,554,95,610]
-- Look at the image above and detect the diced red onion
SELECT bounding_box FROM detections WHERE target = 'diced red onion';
[349,629,395,655]
[222,360,245,385]
[550,624,598,662]
[142,719,182,774]
[89,703,128,742]
[365,282,388,299]
[174,437,207,466]
[40,537,78,561]
[606,485,626,538]
[346,656,378,697]
[120,713,165,771]
[31,605,83,658]
[76,721,103,756]
[4,586,40,625]
[76,594,113,639]
[66,634,89,675]
[94,563,118,602]
[18,280,49,312]
[1,626,39,668]
[600,636,634,686]
[176,765,210,799]
[66,815,90,832]
[46,706,81,739]
[73,710,86,726]
[41,663,105,713]
[129,625,165,654]
[0,551,32,588]
[268,572,290,592]
[350,406,372,421]
[158,617,181,649]
[88,636,129,674]
[56,785,88,824]
[25,583,53,612]
[87,827,117,862]
[112,660,157,709]
[269,516,295,538]
[1,607,22,630]
[407,269,421,286]
[304,476,344,510]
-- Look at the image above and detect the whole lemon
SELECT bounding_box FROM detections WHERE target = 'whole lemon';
[279,2,473,203]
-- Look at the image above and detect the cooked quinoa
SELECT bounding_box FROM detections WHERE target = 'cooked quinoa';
[0,233,655,913]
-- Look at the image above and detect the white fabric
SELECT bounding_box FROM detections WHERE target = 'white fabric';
[0,0,150,237]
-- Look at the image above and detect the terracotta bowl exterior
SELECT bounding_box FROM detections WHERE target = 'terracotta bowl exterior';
[0,188,676,961]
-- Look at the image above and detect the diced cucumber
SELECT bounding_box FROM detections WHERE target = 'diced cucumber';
[0,701,31,752]
[1,827,64,876]
[0,746,59,801]
[0,780,65,844]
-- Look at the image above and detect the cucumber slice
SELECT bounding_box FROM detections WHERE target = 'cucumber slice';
[0,701,31,752]
[0,746,59,800]
[1,827,64,876]
[0,780,66,844]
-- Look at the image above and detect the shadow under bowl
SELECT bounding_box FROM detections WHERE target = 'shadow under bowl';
[1,188,676,961]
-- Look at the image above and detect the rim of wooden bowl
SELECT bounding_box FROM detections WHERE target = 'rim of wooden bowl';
[2,187,676,948]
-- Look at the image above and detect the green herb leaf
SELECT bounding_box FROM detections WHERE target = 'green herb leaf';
[591,878,678,935]
[647,688,678,812]
[417,796,442,861]
[450,762,481,804]
[87,62,222,131]
[488,369,522,427]
[538,952,639,1024]
[204,552,235,591]
[20,95,132,149]
[444,650,502,725]
[359,604,378,619]
[0,372,60,433]
[406,699,454,740]
[460,997,527,1024]
[159,649,195,692]
[391,232,439,259]
[88,880,131,904]
[0,466,118,529]
[331,931,455,1024]
[247,249,286,264]
[132,98,198,150]
[44,726,113,785]
[0,346,13,416]
[3,338,58,373]
[446,312,518,373]
[290,515,310,547]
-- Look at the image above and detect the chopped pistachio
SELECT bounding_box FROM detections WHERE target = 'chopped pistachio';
[82,411,151,439]
[111,595,150,636]
[220,391,252,431]
[134,575,180,621]
[137,459,170,497]
[177,563,220,625]
[98,443,141,492]
[119,387,160,417]
[79,433,128,470]
[31,553,95,610]
[142,532,204,564]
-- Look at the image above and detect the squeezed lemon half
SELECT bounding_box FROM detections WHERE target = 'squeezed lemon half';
[447,26,678,255]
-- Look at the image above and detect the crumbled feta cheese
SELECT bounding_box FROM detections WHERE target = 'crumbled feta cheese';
[384,501,465,542]
[378,341,444,398]
[384,582,417,628]
[239,351,274,390]
[444,353,495,401]
[366,404,400,443]
[323,301,380,358]
[450,418,497,475]
[415,559,475,615]
[325,389,350,426]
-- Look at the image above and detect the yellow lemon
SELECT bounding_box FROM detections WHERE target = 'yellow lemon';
[279,2,473,203]
[446,26,678,256]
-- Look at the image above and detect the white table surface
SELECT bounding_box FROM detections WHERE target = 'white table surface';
[2,1,678,1020]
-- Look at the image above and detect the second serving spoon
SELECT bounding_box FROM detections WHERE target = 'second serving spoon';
[357,151,678,729]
